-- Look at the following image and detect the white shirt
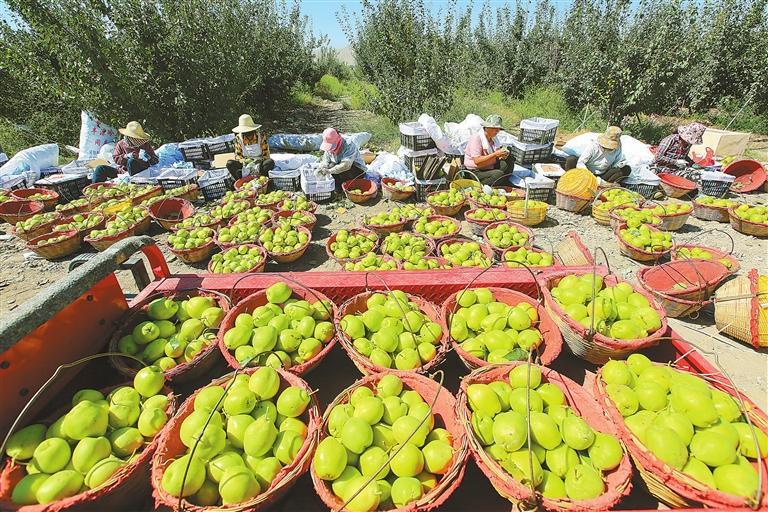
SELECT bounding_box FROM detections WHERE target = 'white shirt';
[577,141,626,174]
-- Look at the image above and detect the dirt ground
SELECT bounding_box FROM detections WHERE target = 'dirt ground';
[1,186,766,407]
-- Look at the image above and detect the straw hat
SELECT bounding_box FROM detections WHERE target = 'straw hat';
[232,114,262,134]
[597,126,622,150]
[118,121,150,140]
[482,114,504,130]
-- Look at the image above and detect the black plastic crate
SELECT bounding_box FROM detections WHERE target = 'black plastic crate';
[306,190,334,203]
[270,175,301,192]
[507,142,553,166]
[620,180,658,199]
[206,139,235,156]
[400,133,436,151]
[519,127,558,145]
[404,152,438,173]
[157,176,198,192]
[199,175,234,202]
[414,178,446,202]
[179,142,208,162]
[700,179,731,198]
[519,187,553,203]
[35,175,89,203]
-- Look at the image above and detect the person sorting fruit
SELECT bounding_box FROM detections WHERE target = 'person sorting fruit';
[653,122,707,179]
[91,121,159,183]
[317,127,368,189]
[565,126,630,182]
[226,114,275,180]
[463,115,514,185]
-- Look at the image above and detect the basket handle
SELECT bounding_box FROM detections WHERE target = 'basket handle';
[680,227,736,255]
[490,172,514,188]
[226,272,334,321]
[455,169,480,183]
[0,353,145,457]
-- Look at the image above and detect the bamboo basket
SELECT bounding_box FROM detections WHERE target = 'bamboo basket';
[413,215,461,242]
[729,206,768,237]
[271,209,317,232]
[151,368,319,511]
[555,190,592,213]
[464,208,511,236]
[436,237,495,267]
[343,178,378,204]
[692,199,732,222]
[379,231,435,259]
[363,215,408,235]
[482,221,534,255]
[11,187,59,210]
[672,243,740,275]
[11,212,60,241]
[336,291,446,376]
[538,270,669,364]
[615,223,672,263]
[108,289,231,383]
[442,287,562,370]
[84,223,137,252]
[427,190,466,217]
[506,199,548,226]
[593,363,768,509]
[655,207,693,231]
[457,364,633,511]
[25,229,81,260]
[554,232,595,266]
[325,228,380,265]
[0,200,45,224]
[207,244,267,274]
[311,372,469,512]
[169,239,218,264]
[50,212,108,242]
[130,185,163,205]
[267,225,312,264]
[217,285,337,374]
[0,382,176,512]
[715,268,765,348]
[381,177,415,201]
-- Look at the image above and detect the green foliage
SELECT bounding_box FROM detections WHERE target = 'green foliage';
[314,74,346,100]
[343,80,379,110]
[0,0,322,143]
[314,47,353,81]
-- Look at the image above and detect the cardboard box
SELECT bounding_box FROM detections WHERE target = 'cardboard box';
[690,128,751,158]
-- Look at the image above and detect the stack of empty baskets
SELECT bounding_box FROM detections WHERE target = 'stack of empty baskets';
[399,122,446,199]
[510,118,559,202]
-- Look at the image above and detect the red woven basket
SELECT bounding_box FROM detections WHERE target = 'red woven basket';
[311,372,469,512]
[148,197,195,231]
[500,245,562,270]
[728,205,768,237]
[458,363,633,511]
[671,243,740,275]
[217,285,337,375]
[271,209,317,232]
[426,190,466,217]
[381,177,415,201]
[84,224,137,252]
[234,175,268,193]
[0,381,177,512]
[169,239,218,264]
[615,223,672,263]
[658,173,697,198]
[343,178,378,204]
[11,187,59,210]
[11,212,61,241]
[652,205,693,232]
[363,215,408,235]
[594,364,768,509]
[637,259,730,299]
[442,287,563,370]
[0,200,45,224]
[26,229,81,260]
[482,220,535,254]
[378,231,436,259]
[207,244,267,274]
[724,159,766,193]
[170,214,223,233]
[151,367,319,512]
[267,225,312,264]
[464,208,511,236]
[336,291,446,376]
[436,237,495,267]
[413,215,461,242]
[50,212,107,242]
[538,269,669,364]
[325,228,380,265]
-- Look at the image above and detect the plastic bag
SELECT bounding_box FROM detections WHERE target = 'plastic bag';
[267,132,371,152]
[417,114,454,153]
[271,153,319,171]
[367,152,413,182]
[0,143,60,184]
[78,111,118,160]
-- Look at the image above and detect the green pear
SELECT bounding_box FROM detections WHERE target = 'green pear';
[72,436,111,474]
[108,401,140,429]
[161,455,206,497]
[62,400,108,440]
[313,437,347,480]
[132,321,160,344]
[11,473,49,505]
[244,417,278,457]
[155,320,176,339]
[186,296,216,319]
[207,451,245,483]
[5,424,46,461]
[84,457,124,489]
[201,307,224,328]
[147,297,179,320]
[32,438,71,473]
[218,466,260,505]
[266,282,293,304]
[248,456,283,488]
[274,430,303,464]
[133,365,165,398]
[248,367,281,400]
[276,387,310,418]
[72,389,105,406]
[35,470,83,504]
[138,407,168,437]
[178,318,205,342]
[109,427,143,457]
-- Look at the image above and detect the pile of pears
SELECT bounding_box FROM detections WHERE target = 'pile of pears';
[117,295,225,371]
[551,274,663,341]
[339,291,444,371]
[449,288,543,363]
[6,367,169,505]
[468,364,623,501]
[601,355,767,499]
[313,375,455,511]
[159,367,312,505]
[221,282,335,370]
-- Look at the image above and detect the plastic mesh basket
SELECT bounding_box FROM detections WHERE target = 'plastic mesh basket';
[35,175,89,203]
[415,177,447,201]
[178,140,208,162]
[205,135,235,156]
[519,117,559,145]
[156,168,198,192]
[507,140,553,165]
[269,169,301,192]
[700,179,732,198]
[198,168,234,202]
[620,180,658,199]
[399,122,436,151]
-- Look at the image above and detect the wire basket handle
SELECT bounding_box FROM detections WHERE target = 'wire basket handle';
[680,228,736,255]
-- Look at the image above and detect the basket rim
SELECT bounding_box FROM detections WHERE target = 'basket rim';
[11,211,61,238]
[84,212,149,242]
[614,222,673,258]
[26,228,79,248]
[264,225,312,258]
[482,220,535,252]
[148,197,194,220]
[412,214,461,240]
[728,204,768,229]
[464,207,512,225]
[436,236,495,266]
[207,244,267,274]
[10,187,60,201]
[636,259,729,298]
[671,244,740,274]
[325,228,380,264]
[167,237,217,255]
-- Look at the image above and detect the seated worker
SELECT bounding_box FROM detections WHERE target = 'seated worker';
[92,121,158,183]
[654,122,706,180]
[227,114,275,180]
[464,115,514,185]
[318,127,367,189]
[566,126,630,182]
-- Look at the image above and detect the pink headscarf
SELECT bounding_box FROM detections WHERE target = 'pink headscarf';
[320,128,342,153]
[678,122,706,145]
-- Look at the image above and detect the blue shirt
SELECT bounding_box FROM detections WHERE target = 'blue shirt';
[321,140,367,172]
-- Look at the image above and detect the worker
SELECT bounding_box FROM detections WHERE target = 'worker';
[565,126,630,182]
[318,127,367,189]
[92,121,158,183]
[0,143,8,168]
[463,115,514,185]
[654,122,707,179]
[227,114,275,180]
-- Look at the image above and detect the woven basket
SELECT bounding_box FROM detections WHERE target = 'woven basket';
[234,175,268,193]
[656,208,692,231]
[482,221,534,255]
[501,245,562,269]
[554,232,595,266]
[659,173,697,198]
[271,209,317,232]
[458,364,633,511]
[608,205,660,231]
[217,285,337,374]
[130,185,163,206]
[276,198,318,214]
[538,270,669,364]
[672,244,740,275]
[26,229,81,260]
[151,368,319,511]
[729,206,768,237]
[343,178,378,203]
[427,190,466,217]
[312,372,468,512]
[207,244,267,274]
[414,215,461,242]
[170,215,223,232]
[593,364,768,509]
[436,237,495,267]
[0,382,176,512]
[0,200,45,224]
[506,200,548,227]
[715,269,764,348]
[692,199,731,222]
[555,190,592,213]
[55,200,91,216]
[148,197,195,231]
[591,201,615,225]
[363,215,408,235]
[108,289,231,383]
[379,231,435,259]
[84,224,137,252]
[169,239,218,264]
[220,188,258,206]
[464,208,511,236]
[615,223,672,263]
[442,287,562,370]
[341,254,402,272]
[50,212,108,242]
[636,261,729,318]
[381,177,415,201]
[267,225,312,264]
[11,213,61,241]
[336,291,446,376]
[325,228,380,265]
[11,187,59,210]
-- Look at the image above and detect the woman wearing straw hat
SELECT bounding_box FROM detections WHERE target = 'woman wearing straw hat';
[318,127,368,189]
[91,121,158,183]
[463,115,514,185]
[226,114,274,180]
[567,126,630,183]
[654,122,707,180]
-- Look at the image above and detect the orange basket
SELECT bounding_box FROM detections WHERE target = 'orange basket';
[25,229,81,259]
[207,244,267,274]
[50,212,108,242]
[325,228,380,264]
[267,225,312,264]
[271,209,317,232]
[381,177,415,201]
[11,187,59,210]
[362,215,408,235]
[10,212,60,241]
[343,178,378,203]
[729,205,768,237]
[426,190,466,217]
[413,214,461,242]
[482,220,535,255]
[615,223,672,263]
[0,200,45,224]
[148,197,195,231]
